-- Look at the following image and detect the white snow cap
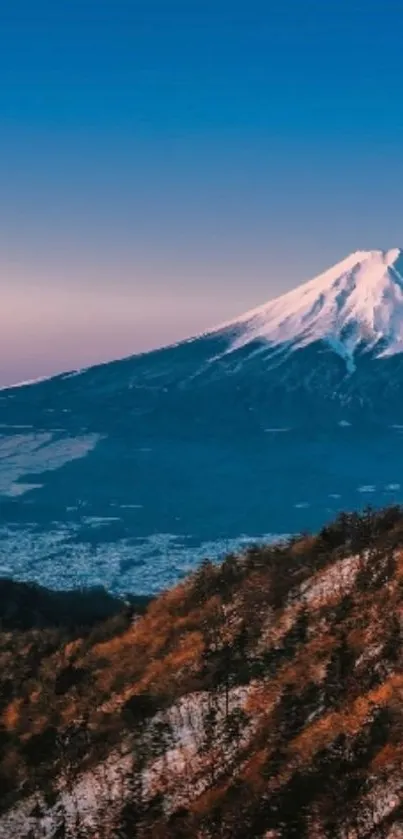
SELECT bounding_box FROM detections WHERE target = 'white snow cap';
[215,248,403,370]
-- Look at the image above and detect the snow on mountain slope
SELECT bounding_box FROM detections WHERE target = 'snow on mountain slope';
[4,248,403,392]
[212,248,403,371]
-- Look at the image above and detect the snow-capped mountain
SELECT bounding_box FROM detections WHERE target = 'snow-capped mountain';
[2,248,403,595]
[212,247,403,370]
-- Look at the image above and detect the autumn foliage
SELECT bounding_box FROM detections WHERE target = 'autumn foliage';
[1,505,403,837]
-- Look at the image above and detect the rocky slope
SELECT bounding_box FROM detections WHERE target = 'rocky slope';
[1,505,403,837]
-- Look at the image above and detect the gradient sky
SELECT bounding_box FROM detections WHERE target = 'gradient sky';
[2,0,403,385]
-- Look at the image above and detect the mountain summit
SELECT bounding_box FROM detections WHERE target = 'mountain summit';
[214,248,403,372]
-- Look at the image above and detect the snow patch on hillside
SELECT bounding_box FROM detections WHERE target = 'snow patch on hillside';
[0,686,252,838]
[0,432,102,497]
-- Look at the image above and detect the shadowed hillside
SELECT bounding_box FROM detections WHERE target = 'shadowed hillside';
[0,578,151,631]
[1,506,403,837]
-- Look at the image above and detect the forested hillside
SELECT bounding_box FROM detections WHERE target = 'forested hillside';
[1,507,403,838]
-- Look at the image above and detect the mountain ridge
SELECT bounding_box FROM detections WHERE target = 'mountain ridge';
[1,505,403,838]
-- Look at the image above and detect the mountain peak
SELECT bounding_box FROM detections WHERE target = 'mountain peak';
[215,247,403,371]
[325,247,402,277]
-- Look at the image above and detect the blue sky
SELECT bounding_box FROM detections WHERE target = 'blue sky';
[1,0,403,383]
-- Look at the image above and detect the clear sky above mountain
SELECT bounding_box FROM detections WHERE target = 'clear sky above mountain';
[1,0,403,384]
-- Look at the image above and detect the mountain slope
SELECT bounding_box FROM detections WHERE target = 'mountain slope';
[3,249,403,594]
[213,247,403,371]
[1,506,403,838]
